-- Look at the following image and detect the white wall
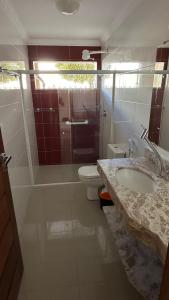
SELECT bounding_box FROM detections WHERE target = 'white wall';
[0,44,38,234]
[101,47,156,157]
[22,74,39,181]
[100,83,113,158]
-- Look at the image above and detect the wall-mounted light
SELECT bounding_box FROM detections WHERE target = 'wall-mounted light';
[55,0,80,15]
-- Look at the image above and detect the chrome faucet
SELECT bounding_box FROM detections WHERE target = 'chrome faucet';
[128,138,137,157]
[140,126,164,176]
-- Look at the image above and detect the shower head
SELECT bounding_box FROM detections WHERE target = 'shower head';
[82,49,109,61]
[82,50,92,61]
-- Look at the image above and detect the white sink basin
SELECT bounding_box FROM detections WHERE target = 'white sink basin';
[116,168,155,193]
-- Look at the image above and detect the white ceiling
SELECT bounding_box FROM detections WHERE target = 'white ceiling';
[106,0,169,48]
[0,0,169,47]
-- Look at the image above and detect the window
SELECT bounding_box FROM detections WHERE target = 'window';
[153,62,165,88]
[103,62,165,89]
[0,61,26,89]
[103,62,141,88]
[33,61,97,89]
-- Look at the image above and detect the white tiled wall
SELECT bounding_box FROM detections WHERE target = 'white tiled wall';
[22,74,39,180]
[0,44,38,234]
[101,47,156,157]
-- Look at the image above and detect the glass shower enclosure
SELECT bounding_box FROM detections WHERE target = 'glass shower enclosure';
[30,61,101,184]
[1,63,167,186]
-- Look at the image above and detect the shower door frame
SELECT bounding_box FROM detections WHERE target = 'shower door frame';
[1,67,169,185]
[1,68,169,178]
[1,68,169,298]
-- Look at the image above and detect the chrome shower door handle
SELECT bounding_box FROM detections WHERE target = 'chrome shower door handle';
[65,120,88,125]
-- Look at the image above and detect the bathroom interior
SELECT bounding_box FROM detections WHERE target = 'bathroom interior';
[1,0,169,299]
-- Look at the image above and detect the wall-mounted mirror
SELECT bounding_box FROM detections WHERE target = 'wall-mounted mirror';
[158,70,169,152]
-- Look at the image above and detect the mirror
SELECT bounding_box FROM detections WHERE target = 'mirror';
[158,74,169,152]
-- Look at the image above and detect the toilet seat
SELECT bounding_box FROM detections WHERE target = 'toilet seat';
[78,165,100,179]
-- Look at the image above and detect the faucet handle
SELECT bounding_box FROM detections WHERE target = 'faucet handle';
[140,125,149,139]
[140,129,148,139]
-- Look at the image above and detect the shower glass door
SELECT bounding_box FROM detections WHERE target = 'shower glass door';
[30,61,100,184]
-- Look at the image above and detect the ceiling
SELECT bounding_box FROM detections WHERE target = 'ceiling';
[0,0,169,47]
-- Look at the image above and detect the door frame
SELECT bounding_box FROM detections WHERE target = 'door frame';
[159,243,169,300]
[0,128,23,299]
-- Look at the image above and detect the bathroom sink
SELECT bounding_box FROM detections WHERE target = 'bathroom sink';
[116,168,155,193]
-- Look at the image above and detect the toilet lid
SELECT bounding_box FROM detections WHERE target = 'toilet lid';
[78,165,100,179]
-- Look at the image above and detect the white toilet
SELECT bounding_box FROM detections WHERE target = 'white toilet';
[78,144,127,200]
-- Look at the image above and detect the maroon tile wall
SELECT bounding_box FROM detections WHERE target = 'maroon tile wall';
[28,46,101,165]
[149,48,169,144]
[33,91,61,164]
[0,128,4,152]
[28,46,101,66]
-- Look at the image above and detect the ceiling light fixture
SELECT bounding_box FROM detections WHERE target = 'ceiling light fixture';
[56,0,80,15]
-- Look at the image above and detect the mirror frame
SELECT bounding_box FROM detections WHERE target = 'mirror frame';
[159,243,169,300]
[149,48,169,145]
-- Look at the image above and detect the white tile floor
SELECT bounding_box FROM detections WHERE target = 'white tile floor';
[35,164,90,184]
[18,183,143,300]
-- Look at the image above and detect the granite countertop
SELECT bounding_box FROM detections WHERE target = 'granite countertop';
[97,157,169,264]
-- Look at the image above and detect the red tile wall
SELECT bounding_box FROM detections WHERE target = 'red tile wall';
[149,48,169,144]
[33,91,61,164]
[28,46,101,165]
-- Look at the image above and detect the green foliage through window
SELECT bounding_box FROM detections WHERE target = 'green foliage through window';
[0,61,26,89]
[0,61,25,82]
[56,62,97,87]
[33,61,97,89]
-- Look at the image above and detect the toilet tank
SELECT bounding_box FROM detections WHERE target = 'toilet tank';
[107,144,126,159]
